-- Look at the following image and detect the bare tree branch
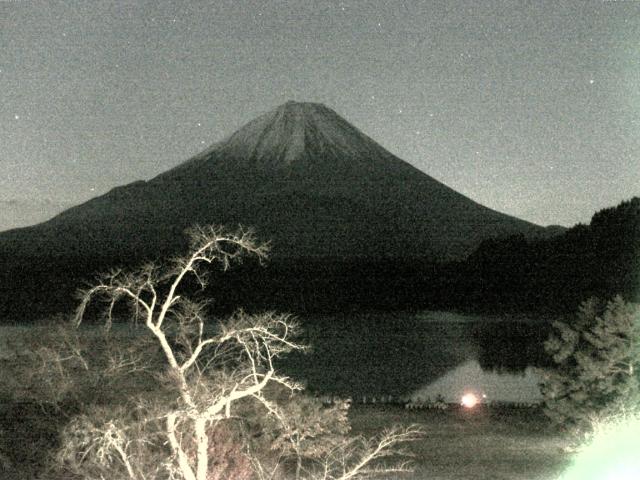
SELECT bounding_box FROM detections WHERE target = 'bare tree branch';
[53,225,422,480]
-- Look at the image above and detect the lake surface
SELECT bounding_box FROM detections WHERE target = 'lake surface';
[0,311,553,403]
[278,311,552,402]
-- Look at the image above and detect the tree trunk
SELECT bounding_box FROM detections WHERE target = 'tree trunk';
[195,418,209,480]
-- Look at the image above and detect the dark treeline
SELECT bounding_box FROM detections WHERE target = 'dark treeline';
[0,197,637,322]
[470,197,639,372]
[193,197,640,316]
[460,196,639,313]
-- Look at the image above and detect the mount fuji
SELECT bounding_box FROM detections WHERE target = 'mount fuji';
[0,101,558,318]
[1,101,551,261]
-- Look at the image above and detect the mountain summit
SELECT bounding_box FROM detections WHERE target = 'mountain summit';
[163,100,421,181]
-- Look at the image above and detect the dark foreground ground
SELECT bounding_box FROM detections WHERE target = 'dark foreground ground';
[348,404,572,480]
[0,400,572,480]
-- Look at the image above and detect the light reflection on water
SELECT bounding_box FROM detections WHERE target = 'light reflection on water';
[407,358,543,404]
[279,312,551,400]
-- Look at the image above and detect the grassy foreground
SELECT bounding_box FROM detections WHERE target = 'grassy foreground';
[348,404,572,480]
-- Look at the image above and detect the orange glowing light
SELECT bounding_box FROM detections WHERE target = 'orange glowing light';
[461,393,479,408]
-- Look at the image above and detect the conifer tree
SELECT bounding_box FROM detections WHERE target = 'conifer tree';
[540,296,640,432]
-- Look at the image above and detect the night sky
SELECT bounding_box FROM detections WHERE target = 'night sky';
[2,0,638,232]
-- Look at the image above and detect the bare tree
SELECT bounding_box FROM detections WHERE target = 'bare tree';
[299,425,424,480]
[52,225,423,480]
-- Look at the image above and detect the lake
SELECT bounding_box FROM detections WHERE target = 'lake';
[278,311,553,403]
[0,311,554,403]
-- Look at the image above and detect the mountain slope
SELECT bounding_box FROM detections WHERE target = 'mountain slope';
[0,101,551,264]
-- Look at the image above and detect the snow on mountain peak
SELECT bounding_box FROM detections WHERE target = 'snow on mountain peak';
[192,100,396,174]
